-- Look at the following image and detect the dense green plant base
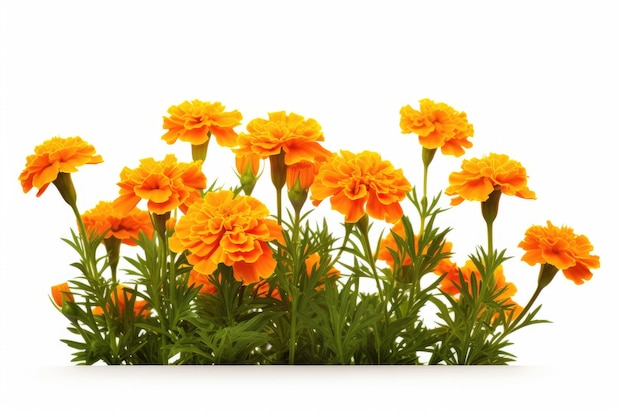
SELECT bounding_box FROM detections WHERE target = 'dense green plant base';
[56,191,544,365]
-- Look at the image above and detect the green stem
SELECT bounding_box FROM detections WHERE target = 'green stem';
[357,216,385,313]
[486,219,494,258]
[420,148,436,233]
[289,294,298,365]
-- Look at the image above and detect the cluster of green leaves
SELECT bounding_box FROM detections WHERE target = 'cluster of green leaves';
[55,188,545,365]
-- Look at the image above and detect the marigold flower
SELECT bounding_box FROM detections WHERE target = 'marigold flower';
[445,153,536,206]
[378,221,421,269]
[51,282,75,307]
[92,285,151,318]
[169,190,285,285]
[305,252,341,290]
[436,259,522,319]
[188,270,218,295]
[254,279,282,300]
[235,153,261,196]
[286,160,317,191]
[399,99,474,157]
[286,160,321,213]
[235,111,331,166]
[82,201,154,245]
[162,99,243,147]
[518,221,600,285]
[114,154,206,215]
[310,150,412,223]
[19,136,103,198]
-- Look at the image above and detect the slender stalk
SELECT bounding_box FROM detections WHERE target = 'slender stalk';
[289,294,298,365]
[151,212,172,364]
[420,148,436,233]
[486,219,494,258]
[356,216,385,311]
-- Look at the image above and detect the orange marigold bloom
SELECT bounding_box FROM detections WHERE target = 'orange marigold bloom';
[234,111,331,166]
[169,190,285,285]
[51,282,75,307]
[399,99,474,157]
[235,153,261,196]
[19,136,103,197]
[518,221,600,285]
[254,279,282,300]
[436,259,522,318]
[235,153,261,178]
[188,270,218,295]
[378,221,420,269]
[310,150,412,223]
[305,252,341,290]
[82,201,154,245]
[162,99,243,147]
[286,160,319,191]
[114,154,206,215]
[92,285,151,318]
[445,153,536,206]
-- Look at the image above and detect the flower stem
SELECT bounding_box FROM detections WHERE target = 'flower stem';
[420,148,436,233]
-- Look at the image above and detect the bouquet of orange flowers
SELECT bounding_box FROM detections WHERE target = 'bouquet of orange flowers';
[20,98,600,365]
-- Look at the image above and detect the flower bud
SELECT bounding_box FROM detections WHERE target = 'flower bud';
[287,161,315,214]
[51,282,75,308]
[236,153,260,196]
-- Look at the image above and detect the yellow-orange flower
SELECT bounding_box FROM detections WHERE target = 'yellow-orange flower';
[305,252,341,290]
[254,279,282,300]
[235,153,261,196]
[445,153,536,206]
[114,154,206,215]
[399,99,474,157]
[436,259,522,319]
[378,221,420,269]
[235,111,331,166]
[518,221,600,285]
[19,136,103,197]
[51,282,74,307]
[169,190,285,285]
[82,201,154,245]
[92,285,151,318]
[235,153,261,178]
[310,150,412,223]
[162,99,243,147]
[188,270,218,295]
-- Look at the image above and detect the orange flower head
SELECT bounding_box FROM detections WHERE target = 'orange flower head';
[518,221,600,284]
[235,111,331,166]
[19,136,103,197]
[254,279,282,300]
[235,152,261,196]
[235,153,261,178]
[445,153,536,206]
[305,252,341,290]
[162,99,243,147]
[310,150,412,223]
[114,154,206,215]
[51,282,75,307]
[169,190,285,285]
[188,270,218,295]
[399,99,474,157]
[286,160,318,191]
[82,201,154,245]
[378,221,420,269]
[436,259,522,319]
[92,285,151,318]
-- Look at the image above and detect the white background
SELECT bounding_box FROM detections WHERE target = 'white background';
[1,1,623,416]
